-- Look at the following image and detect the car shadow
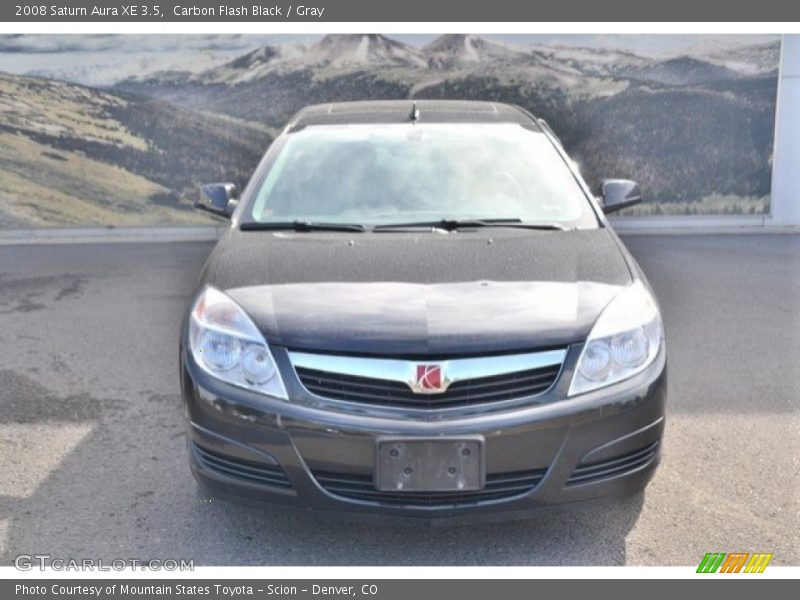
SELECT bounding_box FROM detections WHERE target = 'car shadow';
[205,487,646,566]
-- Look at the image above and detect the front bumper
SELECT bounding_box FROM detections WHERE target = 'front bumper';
[181,344,666,523]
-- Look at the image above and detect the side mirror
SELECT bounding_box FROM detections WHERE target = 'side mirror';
[195,183,238,218]
[600,179,642,214]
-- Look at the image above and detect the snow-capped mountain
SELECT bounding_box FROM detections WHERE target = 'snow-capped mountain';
[304,34,428,69]
[139,34,430,86]
[189,43,305,84]
[528,44,651,77]
[122,33,636,99]
[11,50,235,88]
[0,35,298,87]
[700,42,781,75]
[614,56,744,86]
[424,34,525,68]
[123,34,780,92]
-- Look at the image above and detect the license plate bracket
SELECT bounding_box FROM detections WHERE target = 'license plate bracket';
[375,436,485,492]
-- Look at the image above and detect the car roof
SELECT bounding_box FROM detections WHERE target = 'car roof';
[288,100,539,129]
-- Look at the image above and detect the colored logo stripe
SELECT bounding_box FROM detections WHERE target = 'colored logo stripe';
[744,553,773,573]
[697,553,726,573]
[719,553,749,573]
[697,552,773,573]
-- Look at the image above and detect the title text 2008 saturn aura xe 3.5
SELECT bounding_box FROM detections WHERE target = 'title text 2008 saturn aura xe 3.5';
[180,100,666,523]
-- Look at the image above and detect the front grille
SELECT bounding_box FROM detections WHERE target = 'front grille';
[567,440,660,486]
[295,364,561,409]
[193,443,291,488]
[314,469,546,506]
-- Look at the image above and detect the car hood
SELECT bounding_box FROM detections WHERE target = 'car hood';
[209,228,632,356]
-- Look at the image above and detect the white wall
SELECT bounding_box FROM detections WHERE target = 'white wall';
[770,35,800,226]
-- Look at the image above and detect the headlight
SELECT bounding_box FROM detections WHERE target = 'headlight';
[569,282,663,396]
[188,287,287,399]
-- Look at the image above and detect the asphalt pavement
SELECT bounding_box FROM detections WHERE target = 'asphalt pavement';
[0,233,797,566]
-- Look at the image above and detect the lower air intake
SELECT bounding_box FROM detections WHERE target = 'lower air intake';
[193,442,291,488]
[567,440,660,486]
[313,468,546,507]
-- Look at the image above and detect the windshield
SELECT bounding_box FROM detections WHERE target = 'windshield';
[248,123,596,228]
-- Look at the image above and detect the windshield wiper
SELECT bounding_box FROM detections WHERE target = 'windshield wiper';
[372,219,569,232]
[240,220,366,233]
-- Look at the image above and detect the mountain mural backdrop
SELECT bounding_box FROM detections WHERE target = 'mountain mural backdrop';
[0,34,780,225]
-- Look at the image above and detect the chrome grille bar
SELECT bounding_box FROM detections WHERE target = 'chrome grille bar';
[288,349,566,390]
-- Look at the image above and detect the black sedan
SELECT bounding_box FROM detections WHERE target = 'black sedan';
[180,100,666,523]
